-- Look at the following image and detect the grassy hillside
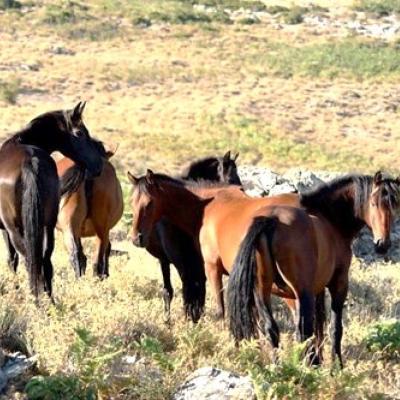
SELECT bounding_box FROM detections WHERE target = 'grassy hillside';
[0,0,399,399]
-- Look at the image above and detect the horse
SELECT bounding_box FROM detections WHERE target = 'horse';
[128,170,399,366]
[56,140,123,278]
[0,102,103,298]
[128,151,241,323]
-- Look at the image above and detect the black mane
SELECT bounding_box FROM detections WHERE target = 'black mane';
[59,138,106,200]
[180,157,220,181]
[300,174,399,238]
[136,172,231,195]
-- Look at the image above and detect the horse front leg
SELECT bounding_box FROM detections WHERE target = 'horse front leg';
[160,258,173,325]
[328,276,348,369]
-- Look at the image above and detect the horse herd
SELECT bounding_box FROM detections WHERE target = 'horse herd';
[0,103,399,367]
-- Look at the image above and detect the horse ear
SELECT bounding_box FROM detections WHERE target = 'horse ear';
[79,101,86,115]
[223,151,231,162]
[234,152,239,161]
[72,101,84,122]
[105,150,114,159]
[127,171,138,185]
[145,169,155,185]
[373,171,383,184]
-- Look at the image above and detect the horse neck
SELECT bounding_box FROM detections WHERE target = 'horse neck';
[157,182,207,239]
[5,123,54,153]
[302,182,365,241]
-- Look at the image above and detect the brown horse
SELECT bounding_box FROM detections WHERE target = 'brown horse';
[0,102,103,297]
[56,140,123,278]
[128,151,241,323]
[128,171,399,365]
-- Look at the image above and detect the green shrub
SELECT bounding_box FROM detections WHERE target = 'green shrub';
[42,1,90,25]
[261,39,400,79]
[26,328,123,399]
[283,6,308,24]
[240,342,362,400]
[365,320,400,359]
[353,0,400,16]
[0,78,21,105]
[0,0,21,10]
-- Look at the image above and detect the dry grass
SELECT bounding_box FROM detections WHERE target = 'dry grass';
[0,231,399,399]
[0,0,399,398]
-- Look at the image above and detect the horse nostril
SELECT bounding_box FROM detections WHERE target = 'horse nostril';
[374,239,391,255]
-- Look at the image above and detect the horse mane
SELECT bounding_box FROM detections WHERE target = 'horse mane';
[136,172,231,195]
[300,174,400,236]
[59,138,106,201]
[180,157,220,180]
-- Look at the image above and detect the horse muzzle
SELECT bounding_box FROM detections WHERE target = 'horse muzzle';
[374,238,391,254]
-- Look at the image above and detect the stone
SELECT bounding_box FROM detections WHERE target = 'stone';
[2,352,37,380]
[173,367,256,400]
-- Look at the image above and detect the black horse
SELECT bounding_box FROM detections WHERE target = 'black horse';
[0,102,103,298]
[128,151,241,323]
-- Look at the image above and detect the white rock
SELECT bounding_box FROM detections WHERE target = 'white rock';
[173,367,256,400]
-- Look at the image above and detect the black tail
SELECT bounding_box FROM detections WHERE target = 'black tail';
[59,164,86,201]
[228,216,277,341]
[181,255,206,323]
[22,157,44,297]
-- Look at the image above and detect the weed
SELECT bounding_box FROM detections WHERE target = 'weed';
[365,320,400,359]
[353,0,400,16]
[0,0,21,10]
[0,78,21,105]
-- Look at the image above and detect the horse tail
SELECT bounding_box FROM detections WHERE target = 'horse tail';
[21,156,44,297]
[181,255,206,323]
[228,216,277,341]
[59,164,86,201]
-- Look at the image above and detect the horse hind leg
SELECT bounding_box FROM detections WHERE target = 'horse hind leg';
[315,291,326,364]
[43,226,55,298]
[2,229,19,272]
[64,231,85,278]
[93,234,109,279]
[297,291,318,365]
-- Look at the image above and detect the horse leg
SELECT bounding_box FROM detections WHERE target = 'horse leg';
[77,239,87,276]
[284,292,318,364]
[104,241,111,276]
[2,229,19,272]
[160,258,173,324]
[63,230,84,278]
[205,262,224,319]
[255,250,280,350]
[43,226,55,297]
[93,234,109,279]
[315,291,326,364]
[297,291,318,365]
[328,277,348,369]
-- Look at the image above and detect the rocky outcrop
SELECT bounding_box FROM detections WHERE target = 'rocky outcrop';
[173,367,255,400]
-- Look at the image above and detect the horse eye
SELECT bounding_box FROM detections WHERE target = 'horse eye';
[381,188,388,196]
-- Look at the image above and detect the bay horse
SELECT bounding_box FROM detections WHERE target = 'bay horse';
[128,170,399,366]
[0,102,103,298]
[128,151,241,323]
[56,140,123,278]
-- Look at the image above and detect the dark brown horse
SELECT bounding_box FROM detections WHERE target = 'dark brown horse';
[56,140,123,278]
[128,171,399,365]
[128,151,241,323]
[0,102,103,298]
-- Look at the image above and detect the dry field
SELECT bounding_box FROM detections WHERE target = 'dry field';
[0,0,399,399]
